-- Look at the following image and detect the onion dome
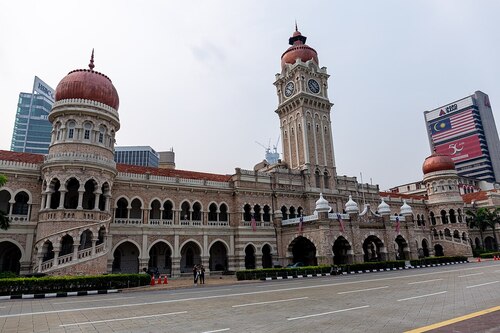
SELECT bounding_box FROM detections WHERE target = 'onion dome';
[377,198,391,216]
[281,25,319,70]
[345,195,359,214]
[422,152,455,174]
[55,50,120,110]
[400,200,413,216]
[315,193,331,213]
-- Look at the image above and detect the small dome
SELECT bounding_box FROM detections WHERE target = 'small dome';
[400,200,413,216]
[55,51,119,110]
[281,29,318,70]
[345,195,359,214]
[315,193,331,213]
[422,152,455,174]
[377,198,391,216]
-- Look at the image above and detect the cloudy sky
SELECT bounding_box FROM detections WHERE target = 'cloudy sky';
[1,1,499,190]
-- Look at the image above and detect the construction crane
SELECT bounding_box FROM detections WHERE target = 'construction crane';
[255,137,280,164]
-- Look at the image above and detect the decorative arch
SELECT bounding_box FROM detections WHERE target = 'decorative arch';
[288,236,317,266]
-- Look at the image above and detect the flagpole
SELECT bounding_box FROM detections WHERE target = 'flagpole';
[360,172,366,206]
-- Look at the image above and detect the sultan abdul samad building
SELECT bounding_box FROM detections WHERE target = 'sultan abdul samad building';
[1,29,499,276]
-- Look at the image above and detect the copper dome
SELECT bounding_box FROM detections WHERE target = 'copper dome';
[55,52,119,110]
[422,152,456,174]
[281,30,318,69]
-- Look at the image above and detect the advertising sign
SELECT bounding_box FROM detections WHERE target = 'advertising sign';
[425,96,474,121]
[33,76,55,102]
[434,134,484,162]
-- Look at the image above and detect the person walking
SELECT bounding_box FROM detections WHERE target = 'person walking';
[200,265,205,284]
[193,265,198,286]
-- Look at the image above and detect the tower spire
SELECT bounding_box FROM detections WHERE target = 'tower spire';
[88,49,95,70]
[295,20,298,32]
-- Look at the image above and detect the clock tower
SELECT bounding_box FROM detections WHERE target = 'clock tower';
[274,27,336,191]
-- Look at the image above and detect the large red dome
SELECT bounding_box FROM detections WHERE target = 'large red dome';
[55,52,119,110]
[422,152,455,174]
[280,30,318,69]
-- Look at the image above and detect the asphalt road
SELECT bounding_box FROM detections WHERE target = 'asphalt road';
[1,261,499,333]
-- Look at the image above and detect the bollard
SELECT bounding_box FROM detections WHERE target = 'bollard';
[164,275,168,284]
[150,276,155,286]
[477,257,481,263]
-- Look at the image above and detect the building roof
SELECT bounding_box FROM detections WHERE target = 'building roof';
[461,190,498,204]
[0,150,44,164]
[379,191,427,201]
[116,164,232,182]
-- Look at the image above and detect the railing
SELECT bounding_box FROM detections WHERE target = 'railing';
[9,214,29,222]
[282,214,318,226]
[58,253,73,265]
[41,260,53,271]
[149,219,173,226]
[328,213,350,220]
[180,220,202,226]
[241,221,272,227]
[432,234,469,245]
[45,151,116,169]
[390,216,406,222]
[39,210,110,222]
[113,218,142,225]
[208,221,229,227]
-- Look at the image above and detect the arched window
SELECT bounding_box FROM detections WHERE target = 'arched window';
[12,191,29,215]
[430,212,436,225]
[289,206,296,219]
[162,200,173,220]
[254,205,262,222]
[440,210,448,224]
[208,203,218,222]
[281,206,288,220]
[243,204,252,221]
[83,122,92,141]
[192,202,202,221]
[263,205,271,222]
[315,170,321,188]
[115,198,128,218]
[181,202,191,221]
[67,121,76,139]
[449,209,456,223]
[98,126,106,144]
[324,172,329,189]
[219,204,228,222]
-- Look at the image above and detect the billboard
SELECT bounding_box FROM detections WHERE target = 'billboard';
[434,134,484,162]
[33,76,55,102]
[430,109,476,143]
[424,96,474,122]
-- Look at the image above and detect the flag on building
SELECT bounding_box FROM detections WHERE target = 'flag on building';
[298,215,303,234]
[251,214,256,232]
[337,213,345,233]
[395,216,400,234]
[431,110,476,142]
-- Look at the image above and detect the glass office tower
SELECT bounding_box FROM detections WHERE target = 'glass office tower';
[10,77,55,154]
[114,146,160,167]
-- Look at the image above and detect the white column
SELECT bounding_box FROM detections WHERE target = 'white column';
[58,190,67,209]
[77,190,84,210]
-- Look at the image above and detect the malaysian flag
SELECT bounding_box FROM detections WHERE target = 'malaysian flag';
[431,110,476,143]
[395,216,400,234]
[251,214,256,232]
[298,215,303,234]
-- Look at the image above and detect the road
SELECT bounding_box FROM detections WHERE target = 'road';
[0,261,499,333]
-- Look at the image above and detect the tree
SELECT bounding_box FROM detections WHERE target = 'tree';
[466,207,500,251]
[0,174,9,230]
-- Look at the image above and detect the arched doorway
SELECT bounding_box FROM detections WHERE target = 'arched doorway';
[262,244,273,268]
[395,235,409,260]
[209,241,228,271]
[332,236,351,265]
[362,235,385,262]
[0,241,22,274]
[422,239,430,257]
[434,244,444,257]
[149,242,172,275]
[112,242,140,273]
[244,245,256,269]
[180,241,201,273]
[289,236,317,266]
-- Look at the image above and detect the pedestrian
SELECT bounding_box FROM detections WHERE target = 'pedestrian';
[200,265,205,284]
[193,265,198,286]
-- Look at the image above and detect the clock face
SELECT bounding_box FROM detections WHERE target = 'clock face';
[308,79,320,94]
[284,82,295,97]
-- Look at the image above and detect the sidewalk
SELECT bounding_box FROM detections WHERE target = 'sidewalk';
[122,274,257,293]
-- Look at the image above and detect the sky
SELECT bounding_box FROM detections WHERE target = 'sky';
[1,0,499,190]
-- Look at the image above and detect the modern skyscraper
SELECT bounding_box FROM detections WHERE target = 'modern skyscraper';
[114,146,160,167]
[10,77,55,154]
[424,91,500,182]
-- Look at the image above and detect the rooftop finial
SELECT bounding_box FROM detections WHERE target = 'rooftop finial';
[89,49,95,70]
[295,20,298,32]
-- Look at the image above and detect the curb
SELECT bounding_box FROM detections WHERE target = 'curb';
[261,261,469,281]
[0,289,121,301]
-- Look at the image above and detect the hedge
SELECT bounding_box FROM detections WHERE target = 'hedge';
[479,251,500,259]
[0,273,151,296]
[236,256,468,281]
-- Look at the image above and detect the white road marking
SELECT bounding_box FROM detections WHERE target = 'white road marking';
[232,297,308,308]
[53,296,136,305]
[287,305,369,321]
[171,288,233,295]
[408,279,443,285]
[337,286,389,294]
[397,291,447,302]
[201,329,230,333]
[466,281,499,289]
[1,264,495,319]
[458,273,484,278]
[59,311,187,327]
